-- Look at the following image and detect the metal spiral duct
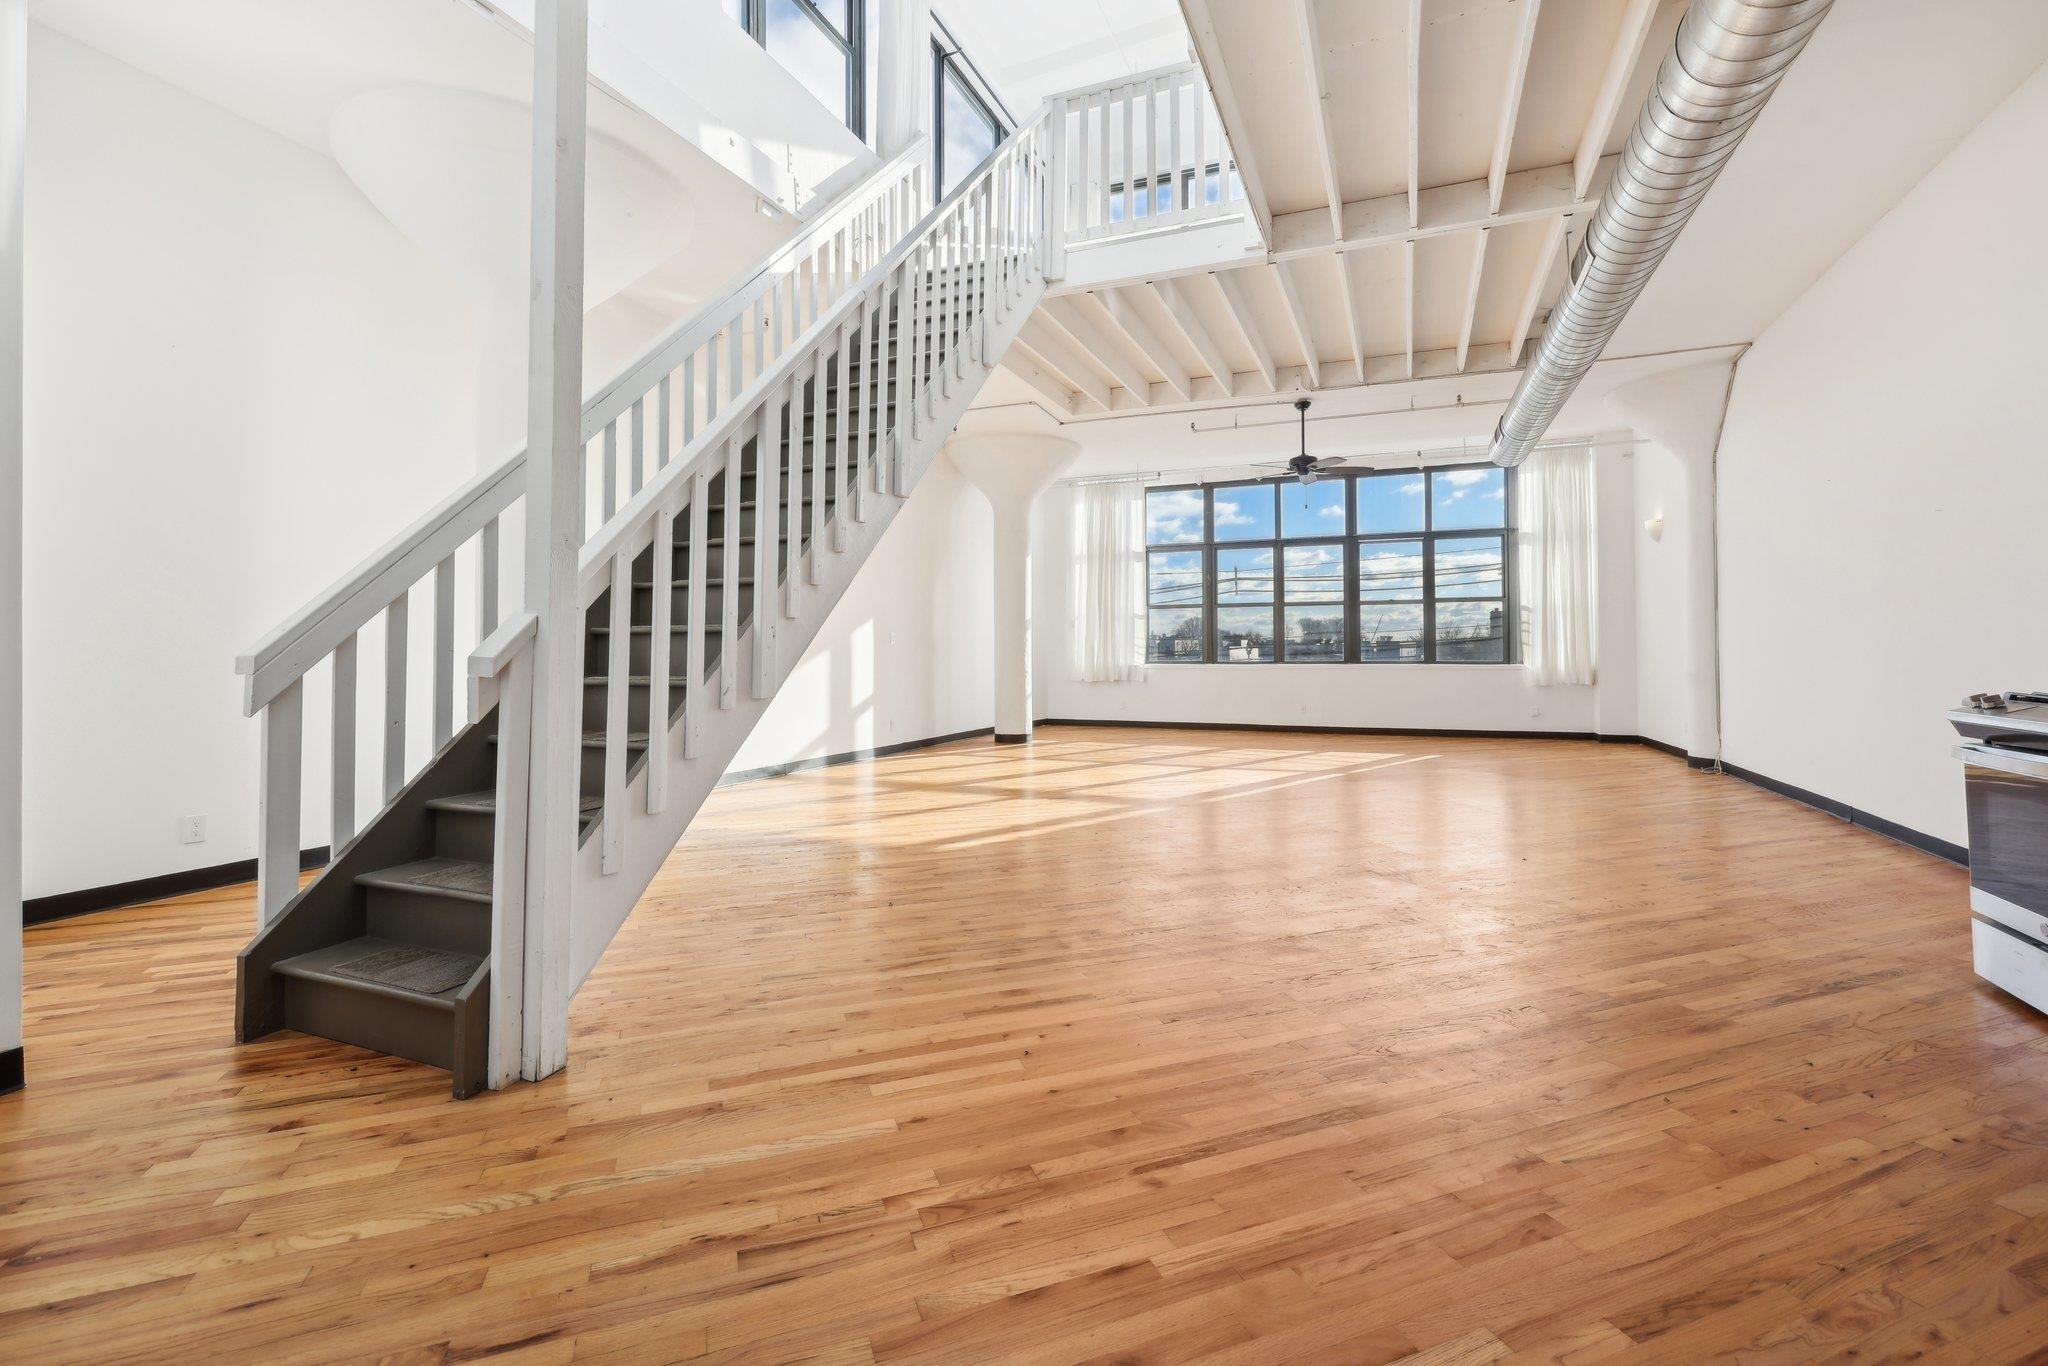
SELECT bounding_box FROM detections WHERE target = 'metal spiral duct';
[1487,0,1835,467]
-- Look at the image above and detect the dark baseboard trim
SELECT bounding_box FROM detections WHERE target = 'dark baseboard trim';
[1719,760,1967,866]
[0,1046,21,1097]
[25,846,330,928]
[1038,717,1606,742]
[718,727,996,786]
[993,733,1029,745]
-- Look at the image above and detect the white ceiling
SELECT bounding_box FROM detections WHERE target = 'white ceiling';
[985,0,2048,421]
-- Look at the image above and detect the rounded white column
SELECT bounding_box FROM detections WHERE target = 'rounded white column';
[947,434,1081,744]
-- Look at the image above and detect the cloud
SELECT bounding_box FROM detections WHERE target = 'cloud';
[1319,503,1345,518]
[1213,497,1254,527]
[1441,469,1493,487]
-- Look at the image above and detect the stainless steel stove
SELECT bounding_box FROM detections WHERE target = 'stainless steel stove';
[1951,694,2048,1013]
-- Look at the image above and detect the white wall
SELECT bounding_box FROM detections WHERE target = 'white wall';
[22,29,477,899]
[1632,441,1695,753]
[1716,59,2048,847]
[2,0,24,1058]
[729,455,994,771]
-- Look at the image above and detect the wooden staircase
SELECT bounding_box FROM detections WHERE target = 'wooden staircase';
[234,174,1044,1091]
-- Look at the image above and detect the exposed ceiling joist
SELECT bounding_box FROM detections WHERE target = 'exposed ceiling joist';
[1150,278,1236,399]
[1271,262,1321,390]
[1337,254,1368,385]
[998,348,1080,418]
[1040,297,1154,405]
[1510,214,1569,364]
[1456,228,1489,373]
[1290,0,1365,384]
[1406,0,1422,230]
[1574,0,1659,200]
[1267,158,1609,262]
[1403,240,1416,380]
[1213,270,1278,393]
[1487,0,1543,215]
[1014,322,1113,411]
[1096,288,1194,403]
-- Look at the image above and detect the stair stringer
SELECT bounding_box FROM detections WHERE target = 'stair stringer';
[565,274,1050,990]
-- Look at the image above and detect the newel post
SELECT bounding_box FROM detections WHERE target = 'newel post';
[519,0,589,1082]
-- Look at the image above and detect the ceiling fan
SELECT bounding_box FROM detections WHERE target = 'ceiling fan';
[1256,399,1349,485]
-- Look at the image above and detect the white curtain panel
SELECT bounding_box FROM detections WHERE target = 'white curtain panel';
[1517,444,1597,687]
[876,0,930,157]
[1071,480,1144,683]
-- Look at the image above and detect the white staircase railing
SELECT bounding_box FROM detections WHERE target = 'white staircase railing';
[1047,60,1248,244]
[234,141,930,928]
[553,106,1058,987]
[233,57,1236,1087]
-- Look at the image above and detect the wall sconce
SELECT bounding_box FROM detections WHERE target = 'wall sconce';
[1644,515,1665,542]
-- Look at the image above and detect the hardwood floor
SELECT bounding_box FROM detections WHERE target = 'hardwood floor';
[6,727,2047,1364]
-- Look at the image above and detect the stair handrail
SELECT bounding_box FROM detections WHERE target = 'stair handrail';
[577,108,1053,591]
[236,139,929,720]
[231,139,931,927]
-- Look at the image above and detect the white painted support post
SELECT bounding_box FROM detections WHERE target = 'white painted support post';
[946,435,1081,745]
[520,0,589,1083]
[256,680,304,927]
[0,0,19,1088]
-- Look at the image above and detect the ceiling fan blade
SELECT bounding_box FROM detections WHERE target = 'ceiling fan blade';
[1315,456,1351,469]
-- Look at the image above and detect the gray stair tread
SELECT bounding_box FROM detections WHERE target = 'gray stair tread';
[273,936,474,1007]
[591,625,722,636]
[429,790,599,816]
[486,733,650,749]
[356,856,494,903]
[583,675,692,685]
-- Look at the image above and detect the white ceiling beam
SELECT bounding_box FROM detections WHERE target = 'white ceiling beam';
[1271,261,1321,391]
[1291,0,1345,242]
[1040,297,1153,404]
[1336,253,1368,385]
[1180,0,1276,248]
[1402,240,1416,380]
[1015,320,1113,411]
[998,347,1080,418]
[1150,278,1235,398]
[1456,228,1489,373]
[1406,0,1422,230]
[1213,269,1278,393]
[1266,157,1610,263]
[1096,287,1194,403]
[1510,215,1569,365]
[1574,0,1659,200]
[1487,0,1543,215]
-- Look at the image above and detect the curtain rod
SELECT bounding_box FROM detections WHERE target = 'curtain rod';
[1058,437,1630,488]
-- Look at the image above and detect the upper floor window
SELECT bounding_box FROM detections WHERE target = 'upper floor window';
[1143,465,1514,665]
[933,30,1008,197]
[727,0,866,138]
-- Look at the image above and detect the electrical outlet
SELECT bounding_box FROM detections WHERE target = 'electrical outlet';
[179,815,206,845]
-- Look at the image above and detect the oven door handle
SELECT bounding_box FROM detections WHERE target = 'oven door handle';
[1954,742,2048,781]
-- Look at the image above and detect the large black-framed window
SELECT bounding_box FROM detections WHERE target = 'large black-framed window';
[727,0,866,139]
[1143,465,1515,665]
[933,37,1007,197]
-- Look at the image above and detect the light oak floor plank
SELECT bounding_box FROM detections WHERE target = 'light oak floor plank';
[4,727,2045,1363]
